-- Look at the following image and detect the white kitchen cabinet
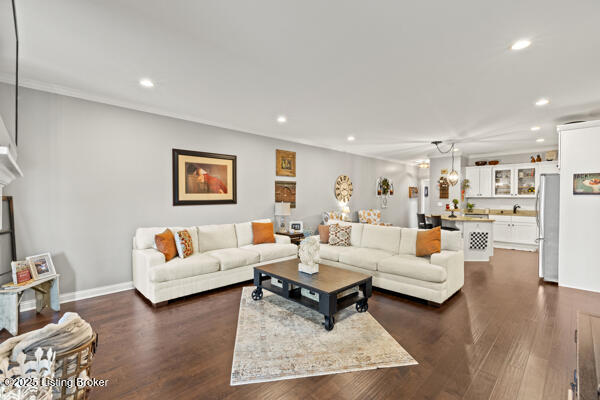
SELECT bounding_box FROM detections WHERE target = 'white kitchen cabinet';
[492,215,538,250]
[492,164,537,198]
[493,221,512,242]
[465,166,492,197]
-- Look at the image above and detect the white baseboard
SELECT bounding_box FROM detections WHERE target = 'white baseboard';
[19,281,134,312]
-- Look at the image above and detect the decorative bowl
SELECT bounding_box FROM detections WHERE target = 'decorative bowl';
[475,161,487,166]
[488,160,499,165]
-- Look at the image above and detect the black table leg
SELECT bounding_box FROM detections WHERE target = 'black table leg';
[252,270,263,300]
[319,292,337,330]
[324,315,335,331]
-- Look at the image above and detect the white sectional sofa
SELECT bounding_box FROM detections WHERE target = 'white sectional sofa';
[318,222,464,305]
[132,219,297,306]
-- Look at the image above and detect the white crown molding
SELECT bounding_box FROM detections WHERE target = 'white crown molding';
[0,74,411,166]
[19,280,134,312]
[466,146,558,160]
[557,120,600,132]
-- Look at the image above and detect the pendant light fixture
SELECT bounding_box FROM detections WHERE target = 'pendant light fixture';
[431,141,459,186]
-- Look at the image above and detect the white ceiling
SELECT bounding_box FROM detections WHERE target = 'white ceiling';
[3,0,600,162]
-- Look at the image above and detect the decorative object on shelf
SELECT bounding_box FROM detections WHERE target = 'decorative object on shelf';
[530,156,536,163]
[276,149,296,177]
[431,141,459,186]
[438,176,449,199]
[440,169,448,175]
[536,154,542,162]
[298,236,320,274]
[172,149,236,205]
[408,186,418,198]
[475,161,487,166]
[10,260,34,284]
[275,180,296,208]
[573,173,600,195]
[289,220,303,234]
[449,199,459,218]
[341,205,350,221]
[545,150,557,161]
[466,202,475,212]
[488,160,499,165]
[274,202,291,233]
[335,175,353,203]
[375,176,394,208]
[26,253,57,280]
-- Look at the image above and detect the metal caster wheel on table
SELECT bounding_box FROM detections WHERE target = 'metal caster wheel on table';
[252,288,263,301]
[324,315,335,331]
[356,301,368,313]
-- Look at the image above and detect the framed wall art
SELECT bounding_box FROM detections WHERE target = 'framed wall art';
[26,253,56,280]
[276,149,296,177]
[275,180,296,208]
[573,173,600,195]
[173,149,237,205]
[408,186,419,198]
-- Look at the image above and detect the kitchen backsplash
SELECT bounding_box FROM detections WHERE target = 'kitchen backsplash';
[465,197,536,211]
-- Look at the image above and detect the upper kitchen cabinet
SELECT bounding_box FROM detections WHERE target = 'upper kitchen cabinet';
[493,166,513,196]
[492,164,537,198]
[515,165,536,197]
[465,166,492,197]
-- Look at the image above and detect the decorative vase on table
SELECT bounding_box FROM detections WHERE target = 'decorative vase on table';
[298,236,320,274]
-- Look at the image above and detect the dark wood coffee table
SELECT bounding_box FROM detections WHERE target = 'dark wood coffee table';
[252,259,372,331]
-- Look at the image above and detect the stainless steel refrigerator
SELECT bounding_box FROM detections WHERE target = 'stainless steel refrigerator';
[537,173,560,282]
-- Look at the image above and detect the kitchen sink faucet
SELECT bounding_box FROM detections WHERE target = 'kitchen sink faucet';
[513,204,521,213]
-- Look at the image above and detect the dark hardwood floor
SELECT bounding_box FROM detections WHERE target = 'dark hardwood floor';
[2,248,598,399]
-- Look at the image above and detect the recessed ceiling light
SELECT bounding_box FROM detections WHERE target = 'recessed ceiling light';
[453,148,459,152]
[511,39,531,51]
[535,98,550,106]
[347,136,355,142]
[277,115,287,124]
[139,78,154,88]
[536,138,545,142]
[531,126,541,131]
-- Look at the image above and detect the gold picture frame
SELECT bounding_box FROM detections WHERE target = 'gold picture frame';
[276,149,296,177]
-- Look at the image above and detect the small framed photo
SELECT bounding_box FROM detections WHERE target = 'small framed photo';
[26,253,56,279]
[289,221,303,234]
[11,260,36,284]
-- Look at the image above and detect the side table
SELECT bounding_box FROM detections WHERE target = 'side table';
[276,231,305,245]
[0,274,60,336]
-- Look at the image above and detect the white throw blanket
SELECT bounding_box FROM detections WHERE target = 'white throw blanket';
[0,312,93,362]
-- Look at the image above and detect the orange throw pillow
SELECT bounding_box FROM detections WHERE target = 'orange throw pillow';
[155,229,177,261]
[252,222,275,244]
[416,226,441,257]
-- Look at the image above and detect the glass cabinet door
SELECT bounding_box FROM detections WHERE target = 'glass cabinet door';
[494,168,512,196]
[516,167,536,196]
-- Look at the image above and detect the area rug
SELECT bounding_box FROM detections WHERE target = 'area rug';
[230,287,417,385]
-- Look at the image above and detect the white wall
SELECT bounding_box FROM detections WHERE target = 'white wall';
[557,121,600,293]
[428,155,465,214]
[0,84,419,293]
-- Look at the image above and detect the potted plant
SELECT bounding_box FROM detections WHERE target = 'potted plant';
[466,202,475,213]
[449,199,459,218]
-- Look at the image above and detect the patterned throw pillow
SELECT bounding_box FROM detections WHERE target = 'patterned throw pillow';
[174,230,194,258]
[329,224,351,246]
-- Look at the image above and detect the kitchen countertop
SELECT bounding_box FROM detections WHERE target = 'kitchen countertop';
[464,208,537,217]
[427,215,495,222]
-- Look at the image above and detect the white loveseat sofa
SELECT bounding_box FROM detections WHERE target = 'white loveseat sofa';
[318,222,464,305]
[132,219,297,306]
